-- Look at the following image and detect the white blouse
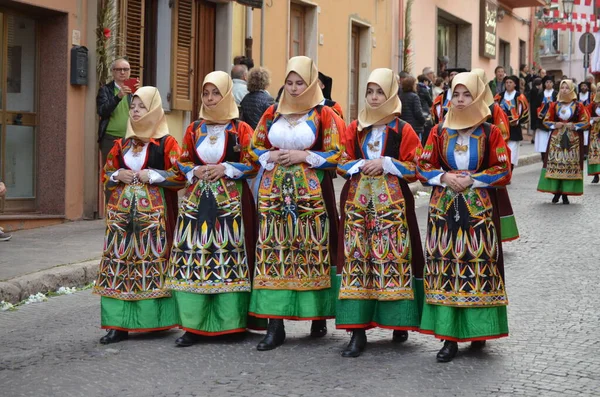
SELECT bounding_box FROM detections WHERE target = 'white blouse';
[111,142,165,184]
[346,125,402,177]
[259,114,325,170]
[186,123,242,182]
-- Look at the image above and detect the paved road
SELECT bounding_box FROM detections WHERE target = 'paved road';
[1,162,599,397]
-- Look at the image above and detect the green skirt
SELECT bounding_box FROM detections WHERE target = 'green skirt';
[419,302,509,342]
[101,296,179,332]
[173,291,258,335]
[249,267,337,320]
[537,168,584,195]
[336,278,424,330]
[500,214,519,242]
[588,163,600,175]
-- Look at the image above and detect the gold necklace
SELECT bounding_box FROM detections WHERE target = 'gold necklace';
[367,140,380,152]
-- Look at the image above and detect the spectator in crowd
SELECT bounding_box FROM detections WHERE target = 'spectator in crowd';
[416,74,433,115]
[440,71,450,90]
[240,67,275,129]
[586,74,595,85]
[422,66,436,96]
[397,71,409,95]
[231,64,249,105]
[399,76,426,139]
[432,77,445,97]
[0,180,10,241]
[489,66,506,95]
[96,58,136,165]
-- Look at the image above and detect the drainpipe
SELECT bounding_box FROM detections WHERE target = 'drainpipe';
[245,7,253,60]
[260,0,265,66]
[398,0,404,72]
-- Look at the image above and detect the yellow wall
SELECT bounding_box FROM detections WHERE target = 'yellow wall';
[250,0,397,118]
[410,0,532,79]
[232,3,247,59]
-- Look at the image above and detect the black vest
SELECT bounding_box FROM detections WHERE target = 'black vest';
[118,136,168,170]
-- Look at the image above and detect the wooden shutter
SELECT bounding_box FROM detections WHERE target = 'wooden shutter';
[120,0,145,81]
[171,0,195,111]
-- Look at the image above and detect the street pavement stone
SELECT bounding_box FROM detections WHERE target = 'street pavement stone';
[2,158,600,396]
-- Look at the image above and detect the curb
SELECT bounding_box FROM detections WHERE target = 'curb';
[0,153,542,305]
[0,260,99,304]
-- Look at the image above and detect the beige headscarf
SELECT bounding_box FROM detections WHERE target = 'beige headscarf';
[125,86,169,141]
[357,68,402,131]
[277,56,324,115]
[557,79,577,103]
[443,72,491,130]
[471,68,495,107]
[199,71,239,123]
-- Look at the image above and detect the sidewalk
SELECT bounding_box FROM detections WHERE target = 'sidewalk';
[0,140,541,304]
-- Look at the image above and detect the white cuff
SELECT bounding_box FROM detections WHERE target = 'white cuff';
[305,151,327,168]
[147,170,165,185]
[428,173,447,187]
[259,152,274,171]
[347,160,366,176]
[382,156,402,177]
[223,162,243,179]
[186,166,200,183]
[471,179,488,188]
[110,169,121,183]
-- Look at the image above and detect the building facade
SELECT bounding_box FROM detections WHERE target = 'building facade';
[408,0,542,80]
[0,0,98,230]
[537,2,599,83]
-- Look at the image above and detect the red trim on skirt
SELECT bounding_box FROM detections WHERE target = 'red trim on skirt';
[418,329,509,342]
[181,326,246,337]
[101,325,177,333]
[336,322,420,332]
[248,312,334,321]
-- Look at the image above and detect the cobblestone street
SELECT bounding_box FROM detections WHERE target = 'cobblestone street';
[1,161,599,397]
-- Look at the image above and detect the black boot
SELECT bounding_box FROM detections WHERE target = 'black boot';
[341,329,367,358]
[592,175,599,183]
[562,195,570,205]
[436,340,458,362]
[175,332,202,347]
[310,319,327,338]
[257,319,286,351]
[551,193,560,204]
[99,329,128,345]
[392,330,408,343]
[470,340,486,349]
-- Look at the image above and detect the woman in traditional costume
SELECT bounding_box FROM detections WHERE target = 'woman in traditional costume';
[473,68,519,242]
[494,75,529,170]
[335,68,424,358]
[535,76,558,162]
[166,71,259,347]
[417,73,512,362]
[249,56,345,351]
[94,87,185,344]
[588,94,600,183]
[537,80,590,204]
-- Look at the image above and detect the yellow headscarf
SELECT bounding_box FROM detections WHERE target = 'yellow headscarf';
[199,71,239,123]
[471,68,495,107]
[557,79,577,103]
[357,68,402,131]
[443,72,491,130]
[277,56,324,115]
[125,86,169,141]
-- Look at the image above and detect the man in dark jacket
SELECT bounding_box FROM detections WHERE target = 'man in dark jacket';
[97,58,134,165]
[417,74,434,145]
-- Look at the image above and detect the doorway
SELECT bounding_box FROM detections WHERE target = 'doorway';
[0,13,37,213]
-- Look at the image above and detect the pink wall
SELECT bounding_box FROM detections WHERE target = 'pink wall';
[410,0,532,79]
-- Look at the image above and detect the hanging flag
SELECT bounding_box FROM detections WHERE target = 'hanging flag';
[585,0,592,6]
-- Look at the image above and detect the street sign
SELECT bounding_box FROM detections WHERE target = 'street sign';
[579,32,596,54]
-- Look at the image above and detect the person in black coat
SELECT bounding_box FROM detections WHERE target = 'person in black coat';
[96,58,136,165]
[240,67,275,130]
[528,78,543,132]
[417,74,434,145]
[399,76,426,139]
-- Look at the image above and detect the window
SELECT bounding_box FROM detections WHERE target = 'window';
[540,28,559,56]
[290,3,305,57]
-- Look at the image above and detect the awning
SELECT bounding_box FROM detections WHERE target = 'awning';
[499,0,545,8]
[236,0,263,8]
